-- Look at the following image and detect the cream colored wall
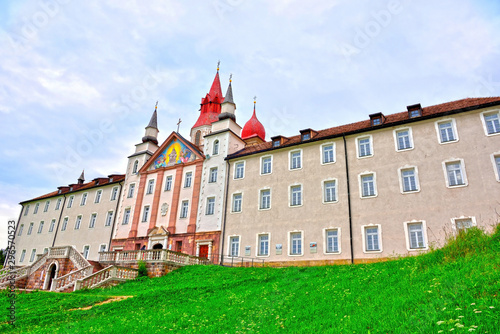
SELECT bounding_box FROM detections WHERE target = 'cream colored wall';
[154,171,176,229]
[136,173,158,237]
[175,164,197,234]
[224,106,500,262]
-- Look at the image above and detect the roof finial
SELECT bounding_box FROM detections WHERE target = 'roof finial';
[229,73,232,83]
[155,101,158,110]
[253,96,257,109]
[217,60,220,72]
[177,118,182,133]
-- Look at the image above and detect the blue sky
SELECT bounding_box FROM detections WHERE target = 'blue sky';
[1,0,500,248]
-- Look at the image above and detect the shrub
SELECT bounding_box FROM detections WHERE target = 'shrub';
[137,260,148,278]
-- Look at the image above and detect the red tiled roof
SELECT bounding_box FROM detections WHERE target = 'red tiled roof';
[228,97,500,159]
[21,174,126,204]
[192,71,224,128]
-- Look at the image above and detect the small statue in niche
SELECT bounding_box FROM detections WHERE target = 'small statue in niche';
[161,203,169,216]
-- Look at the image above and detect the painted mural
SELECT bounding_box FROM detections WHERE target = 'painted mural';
[153,139,196,169]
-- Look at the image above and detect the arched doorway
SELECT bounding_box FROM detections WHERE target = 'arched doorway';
[44,263,58,291]
[152,243,163,249]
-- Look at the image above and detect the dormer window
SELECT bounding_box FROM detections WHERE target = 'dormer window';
[110,177,113,182]
[271,135,288,148]
[273,140,280,147]
[58,190,61,194]
[369,113,385,126]
[299,128,316,141]
[302,133,310,140]
[407,104,422,118]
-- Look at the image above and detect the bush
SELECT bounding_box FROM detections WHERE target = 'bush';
[137,260,148,278]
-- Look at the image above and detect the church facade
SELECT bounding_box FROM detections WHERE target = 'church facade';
[9,67,500,267]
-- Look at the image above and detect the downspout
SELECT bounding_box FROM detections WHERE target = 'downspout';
[52,195,67,247]
[5,205,24,266]
[219,159,231,265]
[108,181,124,252]
[343,135,354,264]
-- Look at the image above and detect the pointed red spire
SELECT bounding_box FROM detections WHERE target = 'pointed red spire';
[241,102,266,141]
[192,69,224,128]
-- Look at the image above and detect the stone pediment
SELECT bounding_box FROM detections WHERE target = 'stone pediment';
[148,225,169,237]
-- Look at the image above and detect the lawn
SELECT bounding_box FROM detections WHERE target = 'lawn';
[1,226,499,333]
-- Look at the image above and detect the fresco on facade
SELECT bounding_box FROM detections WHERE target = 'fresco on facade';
[154,139,195,169]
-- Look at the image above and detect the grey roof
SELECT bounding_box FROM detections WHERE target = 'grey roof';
[147,108,158,129]
[78,170,85,182]
[223,82,234,104]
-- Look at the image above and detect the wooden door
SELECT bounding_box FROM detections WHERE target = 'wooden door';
[199,245,209,258]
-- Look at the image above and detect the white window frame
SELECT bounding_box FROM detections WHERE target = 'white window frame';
[435,118,459,144]
[288,231,304,256]
[356,135,373,158]
[55,198,62,210]
[82,245,90,259]
[146,179,155,195]
[322,179,338,204]
[321,142,336,165]
[234,161,245,179]
[206,197,215,215]
[361,224,383,253]
[34,203,39,214]
[75,215,82,230]
[132,160,139,174]
[18,224,24,236]
[393,127,414,152]
[184,172,193,188]
[61,217,69,231]
[256,233,271,257]
[480,110,500,136]
[94,190,102,203]
[403,220,428,251]
[289,184,303,207]
[80,193,88,206]
[398,166,420,194]
[492,153,500,182]
[209,167,218,183]
[289,149,303,170]
[359,172,377,198]
[27,222,34,235]
[323,228,341,254]
[37,221,44,234]
[213,140,220,155]
[110,187,119,201]
[127,183,136,198]
[180,200,189,218]
[105,211,114,227]
[44,201,50,212]
[260,155,273,175]
[442,159,468,188]
[24,205,30,216]
[29,249,37,262]
[48,219,56,233]
[19,250,26,262]
[89,213,97,228]
[67,196,74,208]
[164,175,173,191]
[451,216,477,234]
[228,235,240,257]
[259,188,271,210]
[122,208,131,225]
[142,205,150,222]
[99,244,107,253]
[231,193,243,213]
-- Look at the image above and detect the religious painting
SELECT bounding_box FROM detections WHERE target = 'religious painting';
[154,139,195,169]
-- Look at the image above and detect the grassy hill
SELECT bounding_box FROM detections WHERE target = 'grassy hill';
[1,226,499,333]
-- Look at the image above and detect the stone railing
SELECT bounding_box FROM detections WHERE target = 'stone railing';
[49,246,70,258]
[99,250,212,266]
[68,246,90,270]
[74,266,138,291]
[28,252,49,275]
[51,265,94,292]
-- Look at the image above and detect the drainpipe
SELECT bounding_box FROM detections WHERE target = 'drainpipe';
[108,181,124,252]
[219,159,231,265]
[4,205,24,267]
[343,135,354,264]
[52,195,67,247]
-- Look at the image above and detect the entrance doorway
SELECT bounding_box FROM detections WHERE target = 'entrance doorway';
[46,264,57,290]
[199,245,209,258]
[152,243,163,250]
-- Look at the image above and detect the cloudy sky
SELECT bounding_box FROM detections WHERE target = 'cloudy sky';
[1,0,499,248]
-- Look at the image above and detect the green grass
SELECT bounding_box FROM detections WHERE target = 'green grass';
[1,226,499,333]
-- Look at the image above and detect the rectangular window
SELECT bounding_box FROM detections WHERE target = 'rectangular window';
[142,206,150,222]
[230,236,239,257]
[273,140,280,147]
[496,156,500,180]
[235,162,245,179]
[290,185,302,206]
[95,190,102,203]
[19,250,26,262]
[61,217,68,231]
[365,227,380,251]
[361,174,376,197]
[261,157,272,174]
[111,187,118,201]
[401,168,418,192]
[206,197,215,215]
[43,248,48,254]
[34,203,39,214]
[290,232,302,255]
[75,216,82,230]
[105,211,113,227]
[438,121,456,143]
[358,137,372,157]
[37,221,44,234]
[232,193,242,213]
[146,179,155,194]
[27,223,34,235]
[326,230,339,253]
[128,184,135,198]
[180,201,189,218]
[67,196,74,208]
[184,172,192,188]
[81,193,88,206]
[48,219,56,232]
[30,249,36,262]
[44,201,50,212]
[55,198,62,210]
[82,245,90,259]
[455,218,473,232]
[258,234,269,256]
[165,176,173,191]
[445,161,465,186]
[302,133,310,141]
[209,167,218,183]
[396,129,412,150]
[18,224,24,236]
[484,112,500,134]
[324,180,337,203]
[122,209,131,225]
[24,205,30,216]
[99,244,107,253]
[290,151,302,169]
[322,144,335,163]
[89,213,97,228]
[408,223,425,249]
[260,189,271,210]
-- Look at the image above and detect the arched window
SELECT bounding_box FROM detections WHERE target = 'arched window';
[213,140,219,155]
[195,131,201,146]
[132,160,139,174]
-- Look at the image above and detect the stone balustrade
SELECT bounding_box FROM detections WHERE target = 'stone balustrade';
[51,265,94,291]
[99,249,212,266]
[74,266,138,291]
